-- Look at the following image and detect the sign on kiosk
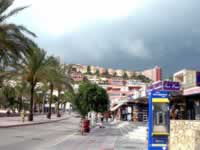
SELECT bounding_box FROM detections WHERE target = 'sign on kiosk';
[148,91,170,150]
[148,81,180,92]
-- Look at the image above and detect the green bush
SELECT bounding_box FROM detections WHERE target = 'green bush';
[73,81,109,118]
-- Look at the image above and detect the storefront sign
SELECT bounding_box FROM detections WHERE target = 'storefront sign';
[163,81,180,91]
[196,72,200,86]
[148,81,163,91]
[148,81,180,92]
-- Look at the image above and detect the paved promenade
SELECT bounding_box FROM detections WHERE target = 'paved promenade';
[0,113,70,128]
[41,121,147,150]
[0,115,147,150]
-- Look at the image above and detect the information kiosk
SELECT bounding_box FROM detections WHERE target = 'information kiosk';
[148,91,170,150]
[147,81,180,150]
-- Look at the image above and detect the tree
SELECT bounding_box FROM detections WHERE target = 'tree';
[34,90,44,113]
[44,56,60,119]
[17,48,54,121]
[96,69,100,76]
[103,69,110,78]
[123,72,128,79]
[15,81,29,112]
[166,76,173,81]
[73,81,109,118]
[131,74,137,79]
[113,72,117,77]
[0,0,36,66]
[44,57,73,119]
[87,66,91,74]
[54,64,73,117]
[0,0,36,90]
[136,75,152,83]
[62,90,75,112]
[32,82,50,114]
[0,85,17,113]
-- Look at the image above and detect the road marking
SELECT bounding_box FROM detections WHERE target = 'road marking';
[36,132,77,150]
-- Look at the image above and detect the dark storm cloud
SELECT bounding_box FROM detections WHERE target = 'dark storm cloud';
[12,0,200,77]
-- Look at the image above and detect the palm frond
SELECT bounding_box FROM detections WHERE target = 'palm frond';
[0,5,29,22]
[17,25,36,37]
[0,0,14,16]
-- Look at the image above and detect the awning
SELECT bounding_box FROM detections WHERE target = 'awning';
[183,87,200,96]
[110,103,124,111]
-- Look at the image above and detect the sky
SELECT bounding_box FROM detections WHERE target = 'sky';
[8,0,200,77]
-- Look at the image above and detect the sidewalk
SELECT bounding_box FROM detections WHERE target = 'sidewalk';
[0,113,70,128]
[42,120,147,150]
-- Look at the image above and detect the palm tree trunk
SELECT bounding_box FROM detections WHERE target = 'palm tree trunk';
[57,90,61,117]
[28,82,35,121]
[63,102,66,112]
[42,96,45,114]
[57,102,61,117]
[47,83,53,119]
[39,103,41,113]
[33,100,37,113]
[18,96,23,113]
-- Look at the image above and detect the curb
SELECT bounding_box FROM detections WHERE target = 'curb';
[0,116,69,128]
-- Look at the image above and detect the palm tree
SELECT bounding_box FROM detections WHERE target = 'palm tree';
[87,66,90,74]
[15,81,29,112]
[0,0,36,64]
[17,48,54,121]
[44,56,59,119]
[34,90,43,113]
[0,85,17,113]
[54,65,73,117]
[34,83,48,114]
[136,75,152,83]
[123,72,128,79]
[0,0,36,88]
[62,90,75,112]
[45,58,73,119]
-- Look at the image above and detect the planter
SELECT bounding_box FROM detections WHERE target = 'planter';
[57,113,61,117]
[80,119,90,133]
[46,113,51,119]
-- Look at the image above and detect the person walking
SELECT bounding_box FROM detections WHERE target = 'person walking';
[20,109,25,122]
[97,113,105,128]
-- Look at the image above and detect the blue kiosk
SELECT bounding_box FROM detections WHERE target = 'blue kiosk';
[147,81,180,150]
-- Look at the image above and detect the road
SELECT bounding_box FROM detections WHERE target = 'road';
[0,117,147,150]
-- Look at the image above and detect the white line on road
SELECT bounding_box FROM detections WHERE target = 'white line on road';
[36,132,77,150]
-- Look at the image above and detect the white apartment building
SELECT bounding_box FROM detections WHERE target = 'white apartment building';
[173,69,197,90]
[108,68,115,75]
[115,69,124,77]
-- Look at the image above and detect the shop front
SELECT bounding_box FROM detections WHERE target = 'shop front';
[173,69,200,120]
[183,87,200,120]
[110,99,148,122]
[120,101,148,122]
[120,104,132,121]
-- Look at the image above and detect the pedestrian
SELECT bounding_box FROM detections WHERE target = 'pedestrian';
[95,113,98,123]
[80,119,84,135]
[175,108,179,120]
[20,109,25,122]
[100,113,104,123]
[170,105,176,120]
[6,110,10,117]
[110,114,113,121]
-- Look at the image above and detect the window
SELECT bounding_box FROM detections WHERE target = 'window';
[153,103,169,133]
